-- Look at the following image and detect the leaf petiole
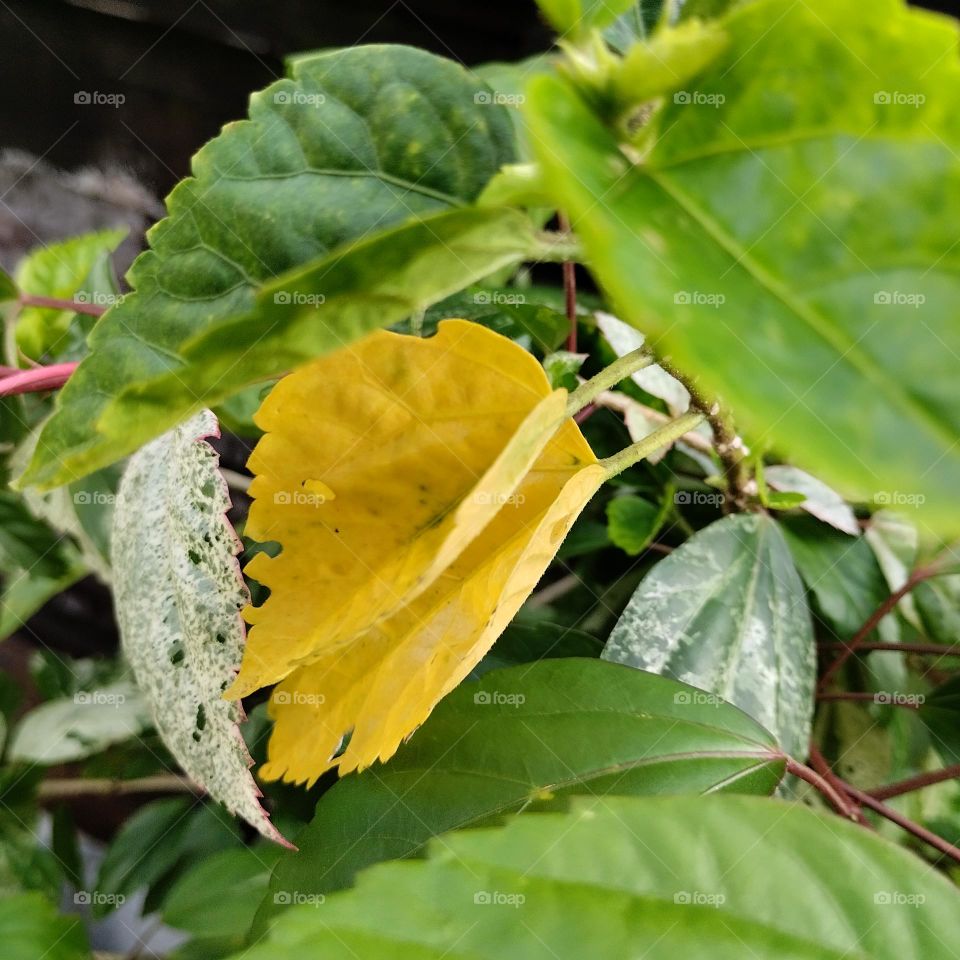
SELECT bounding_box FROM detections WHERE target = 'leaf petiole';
[600,410,705,478]
[566,346,654,416]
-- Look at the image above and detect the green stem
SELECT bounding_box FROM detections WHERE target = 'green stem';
[566,346,654,416]
[601,411,705,478]
[531,231,584,264]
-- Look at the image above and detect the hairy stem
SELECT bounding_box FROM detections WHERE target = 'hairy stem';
[601,411,706,478]
[660,360,750,511]
[0,361,78,397]
[19,293,106,317]
[566,347,654,415]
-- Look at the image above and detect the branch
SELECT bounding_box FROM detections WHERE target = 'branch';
[867,764,960,801]
[808,743,870,826]
[816,691,920,710]
[819,641,960,657]
[817,563,944,692]
[0,361,78,397]
[19,293,106,317]
[786,756,860,821]
[39,773,202,801]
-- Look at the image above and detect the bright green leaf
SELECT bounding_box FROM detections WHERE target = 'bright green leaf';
[527,0,960,534]
[0,893,89,960]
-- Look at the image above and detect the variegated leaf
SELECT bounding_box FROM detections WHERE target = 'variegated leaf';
[112,410,285,843]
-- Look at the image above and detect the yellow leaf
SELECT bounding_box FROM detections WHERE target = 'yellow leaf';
[263,420,605,783]
[227,319,577,700]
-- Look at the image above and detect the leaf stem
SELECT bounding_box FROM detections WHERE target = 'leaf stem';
[601,411,706,478]
[819,641,960,657]
[816,691,920,710]
[786,756,860,821]
[566,347,654,416]
[558,213,578,351]
[0,361,78,397]
[19,293,106,317]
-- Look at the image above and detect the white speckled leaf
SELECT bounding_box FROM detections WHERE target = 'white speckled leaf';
[112,410,285,844]
[603,514,815,760]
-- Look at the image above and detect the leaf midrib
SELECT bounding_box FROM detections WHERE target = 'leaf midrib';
[644,166,956,451]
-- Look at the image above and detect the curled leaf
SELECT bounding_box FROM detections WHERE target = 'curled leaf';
[233,320,605,783]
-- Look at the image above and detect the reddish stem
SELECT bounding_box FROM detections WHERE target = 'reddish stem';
[807,744,870,826]
[19,293,105,317]
[819,641,960,657]
[844,783,960,864]
[558,212,577,352]
[817,565,941,692]
[817,691,920,710]
[574,403,597,425]
[0,362,78,396]
[867,764,960,801]
[786,757,860,821]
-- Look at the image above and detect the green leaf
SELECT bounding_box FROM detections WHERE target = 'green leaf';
[0,491,70,577]
[7,680,151,764]
[0,893,89,960]
[780,514,888,639]
[604,1,664,52]
[920,677,960,764]
[527,0,960,535]
[604,514,815,759]
[112,410,284,843]
[14,229,125,360]
[0,560,85,641]
[163,846,282,942]
[473,622,602,676]
[914,575,960,646]
[264,659,783,915]
[239,795,960,960]
[765,465,859,536]
[606,493,668,554]
[95,799,240,919]
[20,44,519,489]
[537,0,635,36]
[542,349,586,389]
[22,206,536,490]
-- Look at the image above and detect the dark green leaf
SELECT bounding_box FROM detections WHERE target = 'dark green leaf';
[264,658,783,919]
[606,493,668,554]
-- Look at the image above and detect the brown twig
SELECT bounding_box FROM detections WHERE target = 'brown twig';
[867,764,960,802]
[39,774,201,801]
[817,563,943,693]
[786,757,860,821]
[819,641,960,657]
[807,744,870,825]
[816,691,920,710]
